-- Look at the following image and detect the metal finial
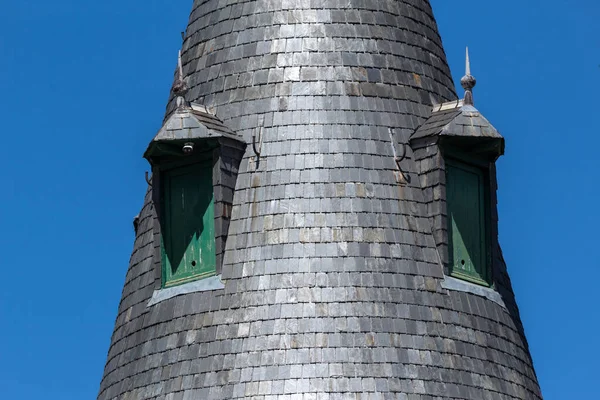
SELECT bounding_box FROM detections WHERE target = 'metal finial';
[172,50,189,109]
[460,47,477,106]
[465,47,471,76]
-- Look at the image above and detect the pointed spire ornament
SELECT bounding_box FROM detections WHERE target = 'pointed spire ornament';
[460,47,477,106]
[172,50,189,109]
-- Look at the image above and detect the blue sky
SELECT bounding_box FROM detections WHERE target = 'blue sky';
[0,1,597,399]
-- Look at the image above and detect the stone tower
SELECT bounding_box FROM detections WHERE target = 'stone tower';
[97,1,542,399]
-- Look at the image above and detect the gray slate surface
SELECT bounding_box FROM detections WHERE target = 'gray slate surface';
[97,1,542,399]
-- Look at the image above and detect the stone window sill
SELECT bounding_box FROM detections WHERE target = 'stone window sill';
[147,275,225,306]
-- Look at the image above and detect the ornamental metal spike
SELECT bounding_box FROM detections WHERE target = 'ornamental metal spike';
[172,50,189,109]
[460,47,477,106]
[465,46,471,76]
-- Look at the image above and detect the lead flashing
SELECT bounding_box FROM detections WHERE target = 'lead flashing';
[441,276,506,308]
[191,102,216,116]
[432,99,464,113]
[147,275,225,306]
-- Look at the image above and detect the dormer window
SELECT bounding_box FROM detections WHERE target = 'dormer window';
[144,100,245,290]
[410,100,504,288]
[409,50,509,290]
[445,159,490,286]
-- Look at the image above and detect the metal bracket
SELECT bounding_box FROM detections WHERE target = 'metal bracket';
[145,171,153,186]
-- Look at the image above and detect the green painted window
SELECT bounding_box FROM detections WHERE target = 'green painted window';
[446,160,490,286]
[161,161,215,288]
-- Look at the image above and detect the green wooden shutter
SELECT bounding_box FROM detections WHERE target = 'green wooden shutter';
[162,162,215,287]
[446,160,489,286]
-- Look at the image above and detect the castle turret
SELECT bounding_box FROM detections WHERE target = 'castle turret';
[97,2,542,399]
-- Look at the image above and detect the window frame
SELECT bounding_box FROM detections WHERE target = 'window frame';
[445,156,493,287]
[159,154,217,288]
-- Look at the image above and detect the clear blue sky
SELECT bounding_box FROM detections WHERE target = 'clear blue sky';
[0,1,597,399]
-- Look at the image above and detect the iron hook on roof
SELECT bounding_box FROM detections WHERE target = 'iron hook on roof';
[388,128,407,166]
[394,144,406,170]
[145,171,153,186]
[252,126,263,157]
[388,128,409,184]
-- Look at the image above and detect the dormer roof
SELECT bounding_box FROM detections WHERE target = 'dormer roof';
[411,100,503,141]
[144,103,245,162]
[410,99,504,158]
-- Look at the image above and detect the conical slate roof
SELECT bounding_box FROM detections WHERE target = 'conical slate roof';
[97,1,542,399]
